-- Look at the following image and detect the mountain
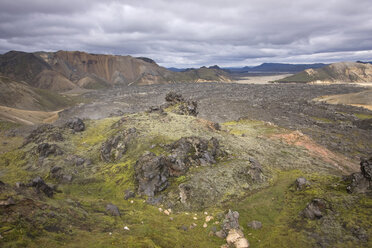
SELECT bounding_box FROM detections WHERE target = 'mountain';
[277,62,372,83]
[169,66,231,83]
[0,51,232,91]
[249,63,326,73]
[167,67,186,72]
[224,63,327,74]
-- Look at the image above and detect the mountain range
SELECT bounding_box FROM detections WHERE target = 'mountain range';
[169,63,327,74]
[0,51,232,92]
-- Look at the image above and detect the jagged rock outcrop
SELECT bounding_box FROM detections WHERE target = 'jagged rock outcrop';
[23,124,64,146]
[167,137,223,176]
[164,92,198,116]
[65,118,85,132]
[134,152,170,197]
[36,143,63,158]
[135,136,224,197]
[346,157,372,194]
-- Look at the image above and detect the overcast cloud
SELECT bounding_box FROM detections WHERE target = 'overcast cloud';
[0,0,372,67]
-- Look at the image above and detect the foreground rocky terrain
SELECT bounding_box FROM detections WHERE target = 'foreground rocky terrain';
[1,83,372,247]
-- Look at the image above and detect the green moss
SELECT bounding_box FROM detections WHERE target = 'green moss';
[0,150,29,184]
[222,119,285,137]
[354,113,372,120]
[310,116,335,123]
[1,111,371,247]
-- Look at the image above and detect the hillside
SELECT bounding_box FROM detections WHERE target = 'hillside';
[276,62,372,83]
[0,93,371,247]
[0,51,232,91]
[315,89,372,111]
[0,76,74,111]
[0,76,83,124]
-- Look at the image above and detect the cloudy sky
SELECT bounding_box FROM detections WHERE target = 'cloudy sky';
[0,0,372,67]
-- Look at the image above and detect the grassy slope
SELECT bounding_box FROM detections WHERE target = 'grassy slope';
[0,112,370,247]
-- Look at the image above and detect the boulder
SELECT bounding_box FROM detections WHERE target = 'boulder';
[226,229,249,248]
[295,177,309,190]
[178,100,198,116]
[346,173,371,194]
[50,166,63,179]
[247,220,262,229]
[134,152,170,197]
[360,157,372,180]
[165,92,184,103]
[106,204,120,216]
[124,190,135,200]
[353,118,372,130]
[28,176,55,197]
[65,118,85,132]
[248,157,265,182]
[345,156,372,194]
[302,198,327,220]
[147,106,165,114]
[214,210,241,238]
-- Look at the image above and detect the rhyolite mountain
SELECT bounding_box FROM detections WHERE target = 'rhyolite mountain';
[277,62,372,83]
[0,50,232,91]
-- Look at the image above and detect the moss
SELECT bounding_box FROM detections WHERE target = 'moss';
[0,150,29,184]
[1,111,371,247]
[222,119,285,137]
[354,113,372,120]
[227,170,372,247]
[310,116,335,123]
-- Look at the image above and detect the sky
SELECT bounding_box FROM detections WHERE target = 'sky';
[0,0,372,67]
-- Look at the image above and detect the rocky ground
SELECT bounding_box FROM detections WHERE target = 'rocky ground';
[59,83,372,160]
[1,83,372,248]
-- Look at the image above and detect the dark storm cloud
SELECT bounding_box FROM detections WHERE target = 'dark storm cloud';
[0,0,372,67]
